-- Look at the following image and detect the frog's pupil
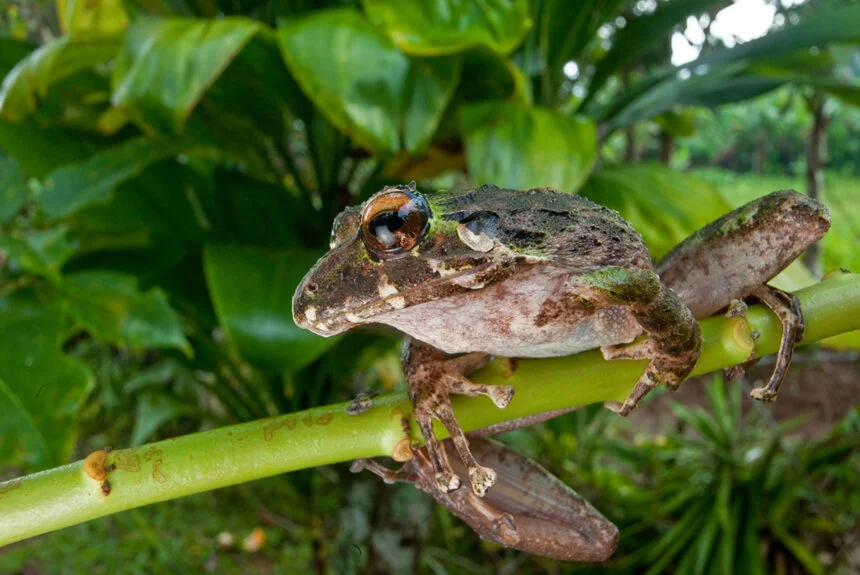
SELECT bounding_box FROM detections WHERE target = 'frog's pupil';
[371,211,407,248]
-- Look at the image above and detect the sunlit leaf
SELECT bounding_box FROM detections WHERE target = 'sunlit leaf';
[461,102,596,192]
[63,270,192,355]
[112,17,262,134]
[57,0,129,37]
[362,0,531,56]
[0,36,119,122]
[203,244,338,372]
[581,0,732,108]
[277,8,461,155]
[0,291,94,468]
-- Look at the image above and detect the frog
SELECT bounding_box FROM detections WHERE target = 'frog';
[292,182,830,501]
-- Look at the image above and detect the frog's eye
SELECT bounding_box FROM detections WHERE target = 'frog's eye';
[360,187,430,260]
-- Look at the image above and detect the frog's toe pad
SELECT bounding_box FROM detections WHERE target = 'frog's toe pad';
[602,339,654,361]
[469,465,497,497]
[749,386,777,402]
[435,471,462,493]
[488,385,515,408]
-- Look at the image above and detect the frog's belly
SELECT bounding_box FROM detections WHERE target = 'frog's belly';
[372,267,641,357]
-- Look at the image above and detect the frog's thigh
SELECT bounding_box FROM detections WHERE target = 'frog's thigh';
[579,268,701,416]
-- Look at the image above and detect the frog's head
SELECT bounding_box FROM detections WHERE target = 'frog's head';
[292,183,520,337]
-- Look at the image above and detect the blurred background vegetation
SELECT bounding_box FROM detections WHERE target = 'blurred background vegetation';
[0,0,858,573]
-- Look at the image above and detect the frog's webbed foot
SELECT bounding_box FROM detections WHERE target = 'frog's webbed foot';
[747,285,804,402]
[405,339,514,497]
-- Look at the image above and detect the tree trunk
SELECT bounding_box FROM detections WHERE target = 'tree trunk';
[659,130,673,166]
[803,93,828,277]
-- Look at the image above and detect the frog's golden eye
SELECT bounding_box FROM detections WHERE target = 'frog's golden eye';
[360,187,430,260]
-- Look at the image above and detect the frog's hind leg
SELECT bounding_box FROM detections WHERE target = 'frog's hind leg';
[747,285,804,402]
[404,339,514,497]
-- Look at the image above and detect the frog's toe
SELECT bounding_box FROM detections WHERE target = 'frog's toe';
[468,465,498,497]
[602,339,653,361]
[487,385,515,408]
[435,471,462,493]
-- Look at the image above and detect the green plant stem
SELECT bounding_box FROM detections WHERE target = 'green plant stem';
[1,272,858,546]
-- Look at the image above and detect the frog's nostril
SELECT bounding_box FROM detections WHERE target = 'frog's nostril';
[306,282,319,294]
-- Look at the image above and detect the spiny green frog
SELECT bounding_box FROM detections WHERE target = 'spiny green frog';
[293,183,830,505]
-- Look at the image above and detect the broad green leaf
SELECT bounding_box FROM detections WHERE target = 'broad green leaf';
[0,36,119,122]
[203,244,338,372]
[654,108,697,138]
[39,136,188,220]
[581,0,732,109]
[581,164,732,259]
[362,0,531,56]
[112,17,262,134]
[0,291,94,468]
[0,120,106,178]
[277,8,461,155]
[461,102,596,192]
[57,0,129,37]
[0,156,27,223]
[63,270,192,355]
[130,393,196,446]
[0,227,79,283]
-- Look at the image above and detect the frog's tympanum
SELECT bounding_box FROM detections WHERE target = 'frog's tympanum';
[293,183,829,559]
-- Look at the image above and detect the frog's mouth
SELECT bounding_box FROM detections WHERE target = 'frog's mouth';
[292,262,503,337]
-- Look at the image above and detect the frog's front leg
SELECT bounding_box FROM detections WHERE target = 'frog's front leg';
[404,339,514,496]
[580,268,702,416]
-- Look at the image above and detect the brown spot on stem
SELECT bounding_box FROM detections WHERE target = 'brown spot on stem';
[389,407,403,420]
[143,447,163,461]
[114,453,141,473]
[302,414,314,428]
[100,480,111,496]
[392,438,414,462]
[84,450,109,481]
[152,460,167,483]
[263,417,297,441]
[315,413,334,426]
[500,357,519,380]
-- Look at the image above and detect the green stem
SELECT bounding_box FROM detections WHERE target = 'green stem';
[1,272,858,546]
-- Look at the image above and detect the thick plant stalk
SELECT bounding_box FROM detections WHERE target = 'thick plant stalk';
[0,272,858,546]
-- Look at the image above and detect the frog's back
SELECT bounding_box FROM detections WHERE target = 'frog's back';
[432,185,652,271]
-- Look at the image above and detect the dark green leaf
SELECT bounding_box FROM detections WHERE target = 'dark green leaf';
[362,0,531,55]
[130,393,196,446]
[0,38,34,80]
[0,36,119,122]
[112,17,262,134]
[39,136,189,219]
[0,156,27,223]
[0,227,79,283]
[0,291,94,468]
[63,270,192,355]
[0,120,107,178]
[461,102,595,192]
[277,8,461,155]
[203,244,338,372]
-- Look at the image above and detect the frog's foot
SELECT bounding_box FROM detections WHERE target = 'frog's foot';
[405,340,513,496]
[604,358,694,416]
[748,285,804,402]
